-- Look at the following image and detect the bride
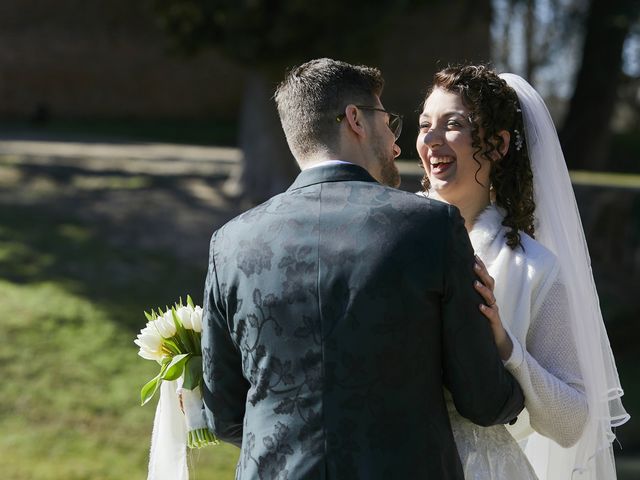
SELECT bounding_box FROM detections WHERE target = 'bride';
[416,65,629,479]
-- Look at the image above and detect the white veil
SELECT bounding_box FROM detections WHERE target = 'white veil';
[499,73,630,479]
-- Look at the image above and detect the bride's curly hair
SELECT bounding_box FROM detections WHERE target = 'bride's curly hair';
[420,64,535,249]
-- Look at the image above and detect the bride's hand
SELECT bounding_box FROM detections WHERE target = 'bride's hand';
[473,255,513,361]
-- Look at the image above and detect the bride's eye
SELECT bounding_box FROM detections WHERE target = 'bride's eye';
[419,122,431,131]
[447,120,462,128]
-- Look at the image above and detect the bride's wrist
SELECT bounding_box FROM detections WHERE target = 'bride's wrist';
[496,328,514,361]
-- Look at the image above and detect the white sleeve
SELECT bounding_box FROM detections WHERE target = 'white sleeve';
[503,280,588,448]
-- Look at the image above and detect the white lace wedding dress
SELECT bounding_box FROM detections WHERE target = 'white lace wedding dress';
[446,205,588,480]
[447,393,538,479]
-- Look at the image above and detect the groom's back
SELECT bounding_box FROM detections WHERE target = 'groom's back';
[204,167,470,479]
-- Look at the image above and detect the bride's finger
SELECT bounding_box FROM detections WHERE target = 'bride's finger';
[479,302,497,317]
[474,256,495,291]
[474,280,497,306]
[479,303,502,329]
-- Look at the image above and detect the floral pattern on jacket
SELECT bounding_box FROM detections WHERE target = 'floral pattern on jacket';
[201,164,524,479]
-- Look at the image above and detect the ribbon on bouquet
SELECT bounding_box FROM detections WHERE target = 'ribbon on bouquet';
[148,380,188,480]
[147,380,209,480]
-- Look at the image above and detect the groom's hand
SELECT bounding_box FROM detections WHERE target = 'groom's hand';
[473,255,513,361]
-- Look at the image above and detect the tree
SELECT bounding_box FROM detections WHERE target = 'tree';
[560,0,640,170]
[492,0,587,86]
[152,0,424,204]
[151,0,496,201]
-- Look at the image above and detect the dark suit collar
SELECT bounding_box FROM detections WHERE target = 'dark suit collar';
[287,162,378,191]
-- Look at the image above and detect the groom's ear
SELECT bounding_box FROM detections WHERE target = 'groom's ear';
[344,104,366,138]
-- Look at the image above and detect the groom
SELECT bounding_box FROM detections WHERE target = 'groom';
[201,58,524,479]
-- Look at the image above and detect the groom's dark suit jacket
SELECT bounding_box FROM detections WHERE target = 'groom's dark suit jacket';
[202,163,524,479]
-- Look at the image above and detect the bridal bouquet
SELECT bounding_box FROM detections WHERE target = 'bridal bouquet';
[134,296,218,450]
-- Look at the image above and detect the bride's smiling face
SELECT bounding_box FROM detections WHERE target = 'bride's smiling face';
[416,88,491,207]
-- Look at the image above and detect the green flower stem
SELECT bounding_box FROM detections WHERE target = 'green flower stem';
[187,428,219,449]
[171,335,188,354]
[189,330,201,354]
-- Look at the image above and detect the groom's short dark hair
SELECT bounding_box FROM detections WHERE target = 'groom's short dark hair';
[275,58,384,164]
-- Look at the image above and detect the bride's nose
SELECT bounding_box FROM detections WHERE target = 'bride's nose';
[422,128,443,148]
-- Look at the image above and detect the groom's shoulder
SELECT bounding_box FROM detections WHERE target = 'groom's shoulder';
[209,194,284,242]
[211,186,454,240]
[338,182,456,226]
[383,187,455,217]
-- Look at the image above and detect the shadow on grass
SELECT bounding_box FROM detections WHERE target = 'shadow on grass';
[0,118,239,146]
[0,153,245,332]
[0,204,208,331]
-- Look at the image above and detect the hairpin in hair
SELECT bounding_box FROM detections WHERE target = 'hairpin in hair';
[514,129,524,151]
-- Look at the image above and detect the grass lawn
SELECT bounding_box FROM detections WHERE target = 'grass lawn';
[0,203,240,479]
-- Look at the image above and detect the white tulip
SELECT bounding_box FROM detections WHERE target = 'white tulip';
[176,306,193,330]
[134,326,164,361]
[191,306,203,333]
[155,311,177,338]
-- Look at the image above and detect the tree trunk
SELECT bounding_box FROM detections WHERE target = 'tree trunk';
[524,0,535,81]
[559,0,636,171]
[223,69,299,205]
